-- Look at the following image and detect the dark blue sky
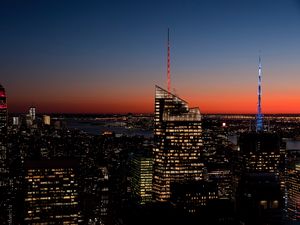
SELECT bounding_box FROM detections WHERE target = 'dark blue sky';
[1,0,300,113]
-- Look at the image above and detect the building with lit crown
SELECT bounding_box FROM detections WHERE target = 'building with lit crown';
[0,84,8,129]
[153,86,205,202]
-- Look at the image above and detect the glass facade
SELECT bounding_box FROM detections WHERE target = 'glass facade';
[131,153,153,204]
[153,86,204,202]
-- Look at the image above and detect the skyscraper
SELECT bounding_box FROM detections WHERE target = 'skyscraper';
[0,84,8,129]
[238,132,281,175]
[29,106,36,121]
[153,86,204,202]
[24,160,80,224]
[131,150,153,204]
[287,163,300,222]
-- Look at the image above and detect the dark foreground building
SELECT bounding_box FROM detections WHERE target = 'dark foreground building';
[237,132,283,225]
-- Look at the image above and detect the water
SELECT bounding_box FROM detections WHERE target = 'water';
[65,118,153,138]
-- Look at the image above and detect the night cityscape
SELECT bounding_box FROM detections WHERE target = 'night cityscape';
[2,1,300,225]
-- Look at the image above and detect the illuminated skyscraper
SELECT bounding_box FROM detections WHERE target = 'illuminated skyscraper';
[0,84,8,129]
[238,132,280,175]
[153,86,204,202]
[287,163,300,222]
[43,115,51,125]
[29,106,36,121]
[24,160,80,224]
[131,150,153,204]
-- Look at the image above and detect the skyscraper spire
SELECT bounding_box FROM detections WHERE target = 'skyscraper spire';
[167,28,171,93]
[256,54,263,132]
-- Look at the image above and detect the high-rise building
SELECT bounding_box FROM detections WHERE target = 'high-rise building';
[29,106,36,121]
[24,160,80,224]
[238,132,281,175]
[236,132,282,225]
[131,150,153,204]
[0,84,8,129]
[287,163,300,222]
[12,117,19,126]
[0,130,11,225]
[43,115,51,125]
[153,86,205,202]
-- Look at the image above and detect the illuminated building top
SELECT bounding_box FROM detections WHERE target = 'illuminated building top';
[0,84,7,128]
[153,86,204,202]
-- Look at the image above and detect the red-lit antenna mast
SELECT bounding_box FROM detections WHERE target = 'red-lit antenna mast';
[167,28,171,93]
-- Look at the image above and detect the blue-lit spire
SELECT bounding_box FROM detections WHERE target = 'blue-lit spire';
[256,54,263,132]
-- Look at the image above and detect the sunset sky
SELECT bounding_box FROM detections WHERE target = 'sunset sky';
[2,0,300,114]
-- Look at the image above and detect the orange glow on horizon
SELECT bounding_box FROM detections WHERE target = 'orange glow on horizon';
[8,93,300,114]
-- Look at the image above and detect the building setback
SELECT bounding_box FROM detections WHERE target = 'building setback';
[153,86,204,202]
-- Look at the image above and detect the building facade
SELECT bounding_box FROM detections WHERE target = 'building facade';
[24,160,80,224]
[153,86,204,202]
[131,150,153,204]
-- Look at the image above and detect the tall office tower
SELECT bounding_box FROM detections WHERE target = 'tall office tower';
[82,166,110,225]
[256,55,263,132]
[29,106,36,121]
[0,84,8,129]
[0,130,11,224]
[238,132,281,175]
[131,150,153,204]
[285,142,300,223]
[287,163,300,222]
[12,117,19,126]
[237,132,282,225]
[24,160,80,224]
[153,86,204,202]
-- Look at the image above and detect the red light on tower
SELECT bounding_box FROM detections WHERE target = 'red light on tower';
[167,28,171,93]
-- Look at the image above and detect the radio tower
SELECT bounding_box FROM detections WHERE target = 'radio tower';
[256,54,263,132]
[167,28,171,93]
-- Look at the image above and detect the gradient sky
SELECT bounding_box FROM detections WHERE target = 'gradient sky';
[1,0,300,114]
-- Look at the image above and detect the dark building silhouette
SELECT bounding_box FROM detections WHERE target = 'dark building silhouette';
[238,132,281,175]
[131,149,153,205]
[171,180,218,215]
[237,132,283,225]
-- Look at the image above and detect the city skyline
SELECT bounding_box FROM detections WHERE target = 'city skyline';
[2,1,300,114]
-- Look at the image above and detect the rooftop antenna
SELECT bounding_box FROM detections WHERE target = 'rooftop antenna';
[167,28,171,93]
[256,52,263,132]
